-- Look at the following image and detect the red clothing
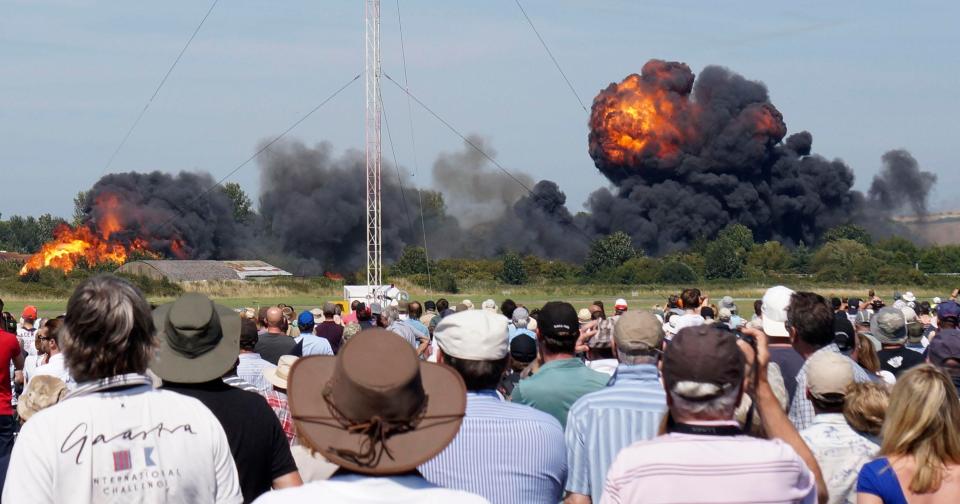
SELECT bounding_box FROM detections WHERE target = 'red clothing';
[0,331,21,415]
[341,311,358,325]
[263,390,296,445]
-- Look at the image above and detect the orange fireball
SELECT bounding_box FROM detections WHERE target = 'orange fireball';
[18,224,146,276]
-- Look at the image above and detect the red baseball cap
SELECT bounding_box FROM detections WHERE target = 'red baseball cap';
[21,306,37,320]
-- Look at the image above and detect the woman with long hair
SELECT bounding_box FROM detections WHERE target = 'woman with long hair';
[857,364,960,503]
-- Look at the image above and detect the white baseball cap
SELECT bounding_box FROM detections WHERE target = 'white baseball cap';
[615,298,628,309]
[434,310,509,360]
[903,292,916,303]
[761,286,795,337]
[481,299,497,312]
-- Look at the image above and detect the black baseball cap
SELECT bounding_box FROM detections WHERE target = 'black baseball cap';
[509,334,537,362]
[537,301,579,341]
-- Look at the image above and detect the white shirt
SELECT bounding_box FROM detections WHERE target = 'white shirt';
[800,413,879,504]
[16,325,39,358]
[253,474,490,504]
[30,353,75,388]
[585,358,618,376]
[3,374,242,504]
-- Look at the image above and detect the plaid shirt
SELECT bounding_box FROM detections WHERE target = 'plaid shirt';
[263,389,296,445]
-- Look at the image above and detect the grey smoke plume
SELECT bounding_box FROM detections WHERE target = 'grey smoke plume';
[867,149,937,216]
[431,135,533,228]
[255,139,570,272]
[256,141,463,274]
[83,171,250,259]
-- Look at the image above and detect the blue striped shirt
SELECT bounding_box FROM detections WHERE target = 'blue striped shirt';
[565,364,667,503]
[420,389,567,504]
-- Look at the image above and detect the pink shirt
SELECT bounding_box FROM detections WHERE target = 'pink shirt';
[601,421,816,504]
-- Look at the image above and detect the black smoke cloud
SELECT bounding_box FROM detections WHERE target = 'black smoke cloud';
[83,171,251,259]
[583,59,935,252]
[78,59,937,273]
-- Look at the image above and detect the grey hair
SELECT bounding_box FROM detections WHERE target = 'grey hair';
[61,275,157,382]
[669,381,741,420]
[384,305,401,324]
[617,349,658,366]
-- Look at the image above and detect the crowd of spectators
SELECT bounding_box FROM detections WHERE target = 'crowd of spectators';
[0,281,959,502]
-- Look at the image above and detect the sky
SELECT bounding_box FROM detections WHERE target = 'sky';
[1,0,957,220]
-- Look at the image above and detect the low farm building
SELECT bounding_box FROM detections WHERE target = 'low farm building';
[117,260,292,282]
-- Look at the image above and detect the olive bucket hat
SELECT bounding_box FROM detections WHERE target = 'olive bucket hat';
[151,293,241,383]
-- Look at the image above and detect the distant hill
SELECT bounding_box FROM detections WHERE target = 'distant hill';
[894,212,960,245]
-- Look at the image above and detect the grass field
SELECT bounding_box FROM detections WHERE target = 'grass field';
[0,279,950,320]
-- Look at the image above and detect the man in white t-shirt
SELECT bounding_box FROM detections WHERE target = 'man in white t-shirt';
[254,329,489,504]
[3,275,242,504]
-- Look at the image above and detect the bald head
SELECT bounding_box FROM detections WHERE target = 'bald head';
[265,307,285,332]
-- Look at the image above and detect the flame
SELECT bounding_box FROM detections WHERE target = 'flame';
[590,74,694,164]
[19,224,148,276]
[19,192,168,276]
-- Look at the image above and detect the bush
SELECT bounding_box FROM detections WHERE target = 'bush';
[606,257,660,284]
[117,273,184,298]
[584,231,636,274]
[822,224,872,246]
[747,241,792,276]
[705,238,745,279]
[718,223,755,253]
[658,261,698,283]
[811,239,880,282]
[389,246,432,277]
[498,252,527,285]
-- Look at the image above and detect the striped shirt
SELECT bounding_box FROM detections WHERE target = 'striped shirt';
[601,421,816,504]
[420,389,566,504]
[789,344,873,430]
[565,364,667,503]
[237,352,276,395]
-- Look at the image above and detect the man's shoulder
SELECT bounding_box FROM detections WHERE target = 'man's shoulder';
[569,380,665,414]
[470,396,562,430]
[617,433,805,466]
[0,330,18,348]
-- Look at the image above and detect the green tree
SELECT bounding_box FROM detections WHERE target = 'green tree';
[584,231,637,274]
[72,191,90,226]
[705,237,745,279]
[221,182,254,223]
[498,251,528,285]
[717,223,755,253]
[822,224,872,246]
[811,239,880,282]
[657,261,698,283]
[792,241,812,273]
[746,241,792,275]
[390,246,431,277]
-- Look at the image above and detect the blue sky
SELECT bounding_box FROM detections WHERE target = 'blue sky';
[2,0,957,219]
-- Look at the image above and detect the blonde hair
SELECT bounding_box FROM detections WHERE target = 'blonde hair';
[856,333,880,374]
[880,364,960,494]
[843,382,890,436]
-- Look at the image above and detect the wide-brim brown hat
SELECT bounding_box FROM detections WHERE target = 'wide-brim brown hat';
[151,293,241,383]
[288,328,466,475]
